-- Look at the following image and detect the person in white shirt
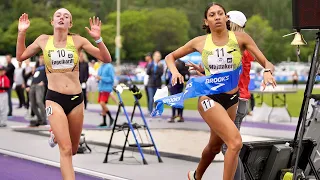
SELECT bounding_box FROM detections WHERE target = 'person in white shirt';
[14,62,26,108]
[87,60,98,103]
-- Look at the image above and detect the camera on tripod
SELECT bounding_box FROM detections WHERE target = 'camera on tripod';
[126,80,142,100]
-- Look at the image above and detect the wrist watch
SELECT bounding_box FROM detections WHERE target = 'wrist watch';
[264,69,273,75]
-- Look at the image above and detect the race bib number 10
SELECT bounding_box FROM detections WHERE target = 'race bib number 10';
[50,49,75,69]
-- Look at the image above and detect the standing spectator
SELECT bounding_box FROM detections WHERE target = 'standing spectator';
[87,60,98,103]
[248,69,258,116]
[0,66,10,127]
[79,51,89,109]
[167,59,189,123]
[22,59,33,109]
[96,61,115,127]
[14,62,26,108]
[29,55,47,126]
[143,53,152,111]
[146,51,164,114]
[292,70,298,88]
[5,54,15,117]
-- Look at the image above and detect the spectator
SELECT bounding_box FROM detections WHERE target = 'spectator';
[166,59,189,123]
[79,51,89,109]
[143,53,152,111]
[14,62,26,108]
[146,51,164,113]
[29,55,47,126]
[22,59,33,109]
[292,70,298,88]
[96,61,115,127]
[247,69,259,115]
[0,66,10,127]
[87,60,98,103]
[5,54,15,117]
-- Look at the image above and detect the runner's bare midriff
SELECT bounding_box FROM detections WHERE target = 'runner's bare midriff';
[46,72,82,95]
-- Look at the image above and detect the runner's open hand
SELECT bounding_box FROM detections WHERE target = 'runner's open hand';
[85,16,101,40]
[262,71,277,90]
[18,13,30,32]
[171,72,184,86]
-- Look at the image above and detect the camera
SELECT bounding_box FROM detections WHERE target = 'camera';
[126,81,142,100]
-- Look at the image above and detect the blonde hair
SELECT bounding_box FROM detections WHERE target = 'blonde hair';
[229,21,245,32]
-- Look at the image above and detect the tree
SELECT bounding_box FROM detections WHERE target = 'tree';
[100,24,126,61]
[147,8,190,56]
[2,18,52,55]
[263,29,294,63]
[106,10,153,62]
[246,15,273,52]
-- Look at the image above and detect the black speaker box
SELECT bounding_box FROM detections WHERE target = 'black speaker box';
[292,0,320,30]
[240,139,316,180]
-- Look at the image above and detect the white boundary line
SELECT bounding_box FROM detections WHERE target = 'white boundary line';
[0,148,130,180]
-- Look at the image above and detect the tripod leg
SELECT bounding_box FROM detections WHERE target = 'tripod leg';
[136,99,163,163]
[119,102,137,161]
[121,99,148,164]
[103,103,121,163]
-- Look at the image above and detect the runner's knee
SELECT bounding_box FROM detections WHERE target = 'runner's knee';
[226,133,242,152]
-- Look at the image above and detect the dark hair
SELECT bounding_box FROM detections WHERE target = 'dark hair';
[145,52,152,57]
[35,60,40,68]
[202,2,227,34]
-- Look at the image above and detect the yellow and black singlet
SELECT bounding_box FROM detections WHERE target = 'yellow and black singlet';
[201,31,242,76]
[43,36,79,73]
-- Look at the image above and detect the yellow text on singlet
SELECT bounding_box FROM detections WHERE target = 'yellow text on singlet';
[201,31,242,76]
[43,36,79,73]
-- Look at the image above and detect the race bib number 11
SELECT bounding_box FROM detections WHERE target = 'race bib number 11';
[208,47,233,74]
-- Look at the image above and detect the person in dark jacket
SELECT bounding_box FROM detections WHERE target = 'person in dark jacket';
[79,51,89,109]
[146,51,164,114]
[166,59,189,123]
[5,54,15,117]
[29,55,47,126]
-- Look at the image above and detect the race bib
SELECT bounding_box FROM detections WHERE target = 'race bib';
[50,49,75,69]
[33,71,40,78]
[208,47,234,74]
[27,78,32,86]
[46,106,53,117]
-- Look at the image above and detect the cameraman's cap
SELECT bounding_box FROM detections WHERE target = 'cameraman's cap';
[227,11,247,28]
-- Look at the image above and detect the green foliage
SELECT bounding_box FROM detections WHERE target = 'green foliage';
[2,18,52,55]
[246,15,273,51]
[107,10,154,61]
[100,24,120,61]
[147,8,190,54]
[0,0,318,63]
[106,8,190,62]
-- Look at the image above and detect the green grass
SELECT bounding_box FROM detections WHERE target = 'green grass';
[12,88,320,117]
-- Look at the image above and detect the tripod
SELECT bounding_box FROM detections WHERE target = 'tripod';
[291,31,320,180]
[103,85,163,165]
